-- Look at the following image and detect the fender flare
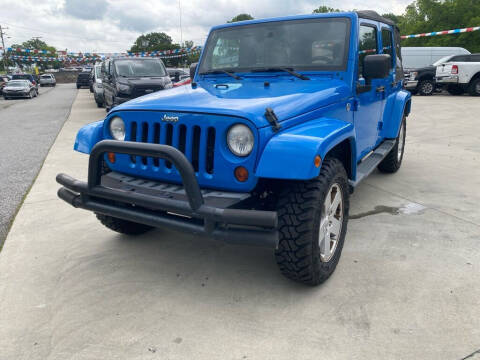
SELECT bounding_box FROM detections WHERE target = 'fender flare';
[255,118,355,180]
[74,120,104,154]
[383,89,411,139]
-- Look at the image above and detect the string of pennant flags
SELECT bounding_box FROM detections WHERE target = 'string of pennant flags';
[400,25,480,39]
[2,25,479,64]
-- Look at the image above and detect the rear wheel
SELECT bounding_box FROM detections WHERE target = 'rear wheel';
[378,117,406,173]
[447,84,464,95]
[418,79,434,96]
[275,158,350,285]
[468,78,480,96]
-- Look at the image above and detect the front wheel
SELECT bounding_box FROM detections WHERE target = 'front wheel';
[275,158,350,286]
[96,214,153,235]
[418,79,435,96]
[378,117,406,173]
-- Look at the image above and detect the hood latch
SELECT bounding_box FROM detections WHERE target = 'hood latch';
[265,107,281,132]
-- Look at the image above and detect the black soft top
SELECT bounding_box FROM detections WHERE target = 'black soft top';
[356,10,396,26]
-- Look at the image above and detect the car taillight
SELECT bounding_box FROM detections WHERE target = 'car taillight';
[451,65,458,75]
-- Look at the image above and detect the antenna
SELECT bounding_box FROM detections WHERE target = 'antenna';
[178,0,183,47]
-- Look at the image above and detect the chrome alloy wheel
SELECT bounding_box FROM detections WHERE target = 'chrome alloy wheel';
[319,183,344,262]
[397,122,406,162]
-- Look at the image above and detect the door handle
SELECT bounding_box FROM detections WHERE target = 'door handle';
[376,86,385,93]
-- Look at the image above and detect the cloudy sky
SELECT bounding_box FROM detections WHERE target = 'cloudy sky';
[1,0,412,53]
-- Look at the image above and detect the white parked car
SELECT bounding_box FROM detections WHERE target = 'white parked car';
[39,74,56,87]
[436,53,480,96]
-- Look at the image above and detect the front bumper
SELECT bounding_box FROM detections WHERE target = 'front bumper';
[436,75,459,84]
[56,140,278,247]
[3,91,29,97]
[404,80,418,89]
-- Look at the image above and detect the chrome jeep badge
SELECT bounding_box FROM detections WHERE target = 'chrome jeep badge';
[162,114,179,122]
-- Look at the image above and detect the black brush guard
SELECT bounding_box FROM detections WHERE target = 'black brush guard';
[56,140,278,247]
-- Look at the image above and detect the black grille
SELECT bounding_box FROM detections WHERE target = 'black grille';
[131,85,164,98]
[128,121,216,175]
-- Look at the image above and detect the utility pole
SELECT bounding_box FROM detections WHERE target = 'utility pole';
[0,25,9,72]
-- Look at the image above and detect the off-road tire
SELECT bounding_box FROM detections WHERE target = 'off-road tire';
[447,84,464,96]
[275,158,350,286]
[95,160,154,235]
[468,78,480,96]
[378,117,406,173]
[418,79,434,96]
[96,213,153,235]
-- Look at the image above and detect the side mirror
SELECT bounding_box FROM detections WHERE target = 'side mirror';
[190,62,198,79]
[174,71,180,82]
[363,54,391,81]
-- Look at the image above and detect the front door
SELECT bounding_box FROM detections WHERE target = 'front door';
[354,21,385,160]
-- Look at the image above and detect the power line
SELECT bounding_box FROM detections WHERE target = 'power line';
[0,25,9,70]
[0,20,129,45]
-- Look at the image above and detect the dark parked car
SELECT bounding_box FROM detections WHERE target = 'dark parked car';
[167,68,189,82]
[76,72,91,89]
[0,76,9,95]
[102,57,172,112]
[11,74,39,93]
[3,79,37,99]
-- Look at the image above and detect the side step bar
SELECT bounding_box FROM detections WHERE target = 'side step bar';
[349,139,396,188]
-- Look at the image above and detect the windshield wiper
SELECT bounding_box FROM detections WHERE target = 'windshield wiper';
[251,67,310,80]
[199,70,241,80]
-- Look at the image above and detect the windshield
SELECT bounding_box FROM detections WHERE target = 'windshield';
[95,65,101,78]
[199,17,350,73]
[433,55,453,66]
[7,80,28,87]
[13,75,31,80]
[114,59,166,77]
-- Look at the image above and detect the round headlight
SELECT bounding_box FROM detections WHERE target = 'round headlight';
[227,124,254,157]
[109,117,125,140]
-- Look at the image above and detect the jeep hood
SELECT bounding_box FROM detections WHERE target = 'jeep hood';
[113,78,350,128]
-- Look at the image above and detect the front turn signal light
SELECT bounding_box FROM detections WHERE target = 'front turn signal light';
[107,152,116,163]
[234,166,249,182]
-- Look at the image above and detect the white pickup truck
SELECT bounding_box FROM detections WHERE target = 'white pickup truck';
[436,53,480,96]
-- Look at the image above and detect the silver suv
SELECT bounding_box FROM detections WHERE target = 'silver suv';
[39,74,56,87]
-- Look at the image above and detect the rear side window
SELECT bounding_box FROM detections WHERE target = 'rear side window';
[451,55,469,62]
[469,55,480,62]
[358,24,378,78]
[381,28,394,68]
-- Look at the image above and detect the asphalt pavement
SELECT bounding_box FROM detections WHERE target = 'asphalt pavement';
[0,90,479,359]
[0,84,77,246]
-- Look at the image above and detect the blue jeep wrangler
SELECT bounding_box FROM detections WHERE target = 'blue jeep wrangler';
[57,10,411,285]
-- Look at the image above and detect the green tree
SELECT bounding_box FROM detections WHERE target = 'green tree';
[129,32,179,53]
[228,14,254,23]
[9,38,58,70]
[312,6,341,13]
[396,0,480,53]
